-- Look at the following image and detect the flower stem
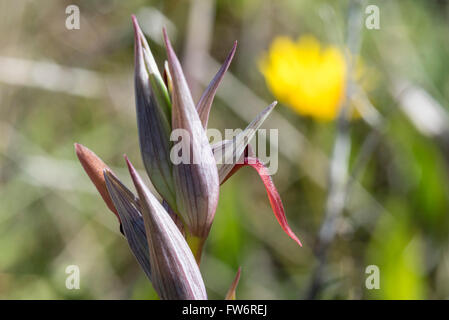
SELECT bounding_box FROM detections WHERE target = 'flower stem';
[186,234,205,266]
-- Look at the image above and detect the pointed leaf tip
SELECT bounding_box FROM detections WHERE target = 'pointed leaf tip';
[74,143,120,223]
[124,155,138,182]
[133,15,164,80]
[162,27,170,47]
[131,14,138,32]
[225,267,242,300]
[197,41,238,128]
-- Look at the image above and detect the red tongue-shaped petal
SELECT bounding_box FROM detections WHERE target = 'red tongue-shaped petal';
[223,156,302,247]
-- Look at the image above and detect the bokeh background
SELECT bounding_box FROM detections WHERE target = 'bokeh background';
[1,0,449,299]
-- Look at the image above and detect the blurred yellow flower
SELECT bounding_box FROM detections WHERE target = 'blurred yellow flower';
[260,35,347,121]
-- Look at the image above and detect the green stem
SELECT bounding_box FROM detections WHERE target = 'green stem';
[186,234,205,266]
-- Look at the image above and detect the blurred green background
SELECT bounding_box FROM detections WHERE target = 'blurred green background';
[1,0,449,299]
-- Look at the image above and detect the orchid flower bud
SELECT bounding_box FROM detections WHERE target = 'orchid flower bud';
[75,143,152,278]
[132,16,177,211]
[163,29,220,240]
[126,156,207,300]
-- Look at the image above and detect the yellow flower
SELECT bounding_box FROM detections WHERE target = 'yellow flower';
[260,35,347,121]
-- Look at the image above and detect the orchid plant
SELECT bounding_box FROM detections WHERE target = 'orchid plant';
[74,15,301,300]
